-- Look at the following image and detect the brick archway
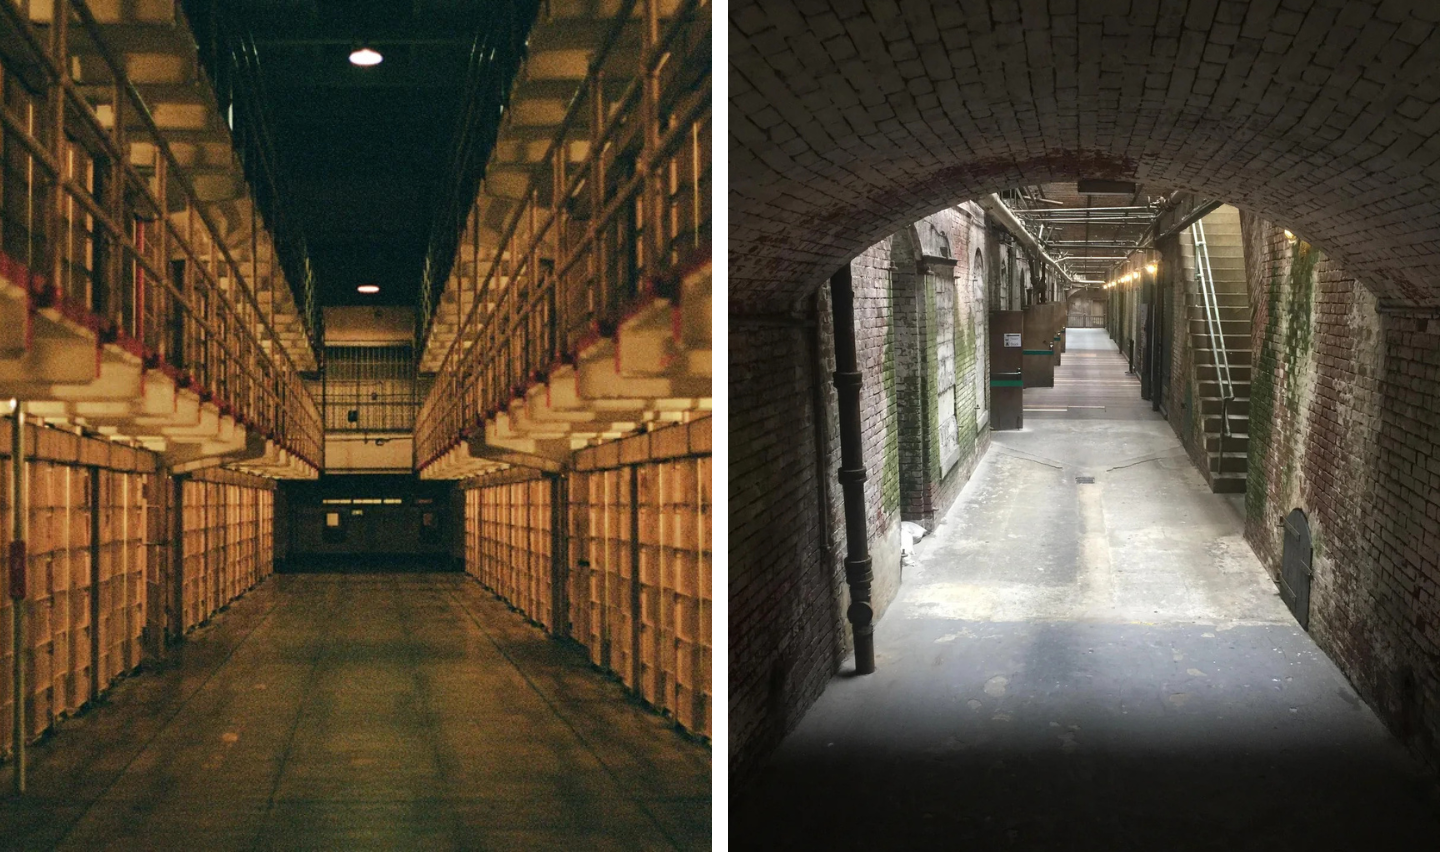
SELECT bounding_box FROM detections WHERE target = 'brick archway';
[731,0,1440,312]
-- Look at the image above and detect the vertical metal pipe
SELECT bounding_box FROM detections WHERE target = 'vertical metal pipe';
[629,464,642,690]
[590,72,606,316]
[829,266,875,674]
[1151,275,1162,413]
[641,0,660,274]
[10,403,27,793]
[171,474,183,645]
[549,473,569,638]
[88,466,100,702]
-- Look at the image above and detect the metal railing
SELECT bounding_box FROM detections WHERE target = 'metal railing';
[1191,218,1235,467]
[184,4,323,352]
[0,0,322,467]
[414,0,710,469]
[416,6,535,345]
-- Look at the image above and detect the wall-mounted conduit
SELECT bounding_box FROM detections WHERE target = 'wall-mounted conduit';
[829,265,875,675]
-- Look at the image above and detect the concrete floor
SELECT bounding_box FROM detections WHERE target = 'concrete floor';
[0,573,709,851]
[732,329,1440,850]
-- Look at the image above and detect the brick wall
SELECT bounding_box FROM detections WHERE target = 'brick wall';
[1157,225,1219,478]
[894,229,932,523]
[729,321,845,781]
[1163,231,1201,463]
[1241,210,1440,770]
[730,205,1003,784]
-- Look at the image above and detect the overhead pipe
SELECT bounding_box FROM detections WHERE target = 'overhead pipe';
[829,265,875,674]
[977,195,1101,289]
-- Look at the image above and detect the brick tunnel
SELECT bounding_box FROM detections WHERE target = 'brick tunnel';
[730,1,1440,848]
[0,0,711,848]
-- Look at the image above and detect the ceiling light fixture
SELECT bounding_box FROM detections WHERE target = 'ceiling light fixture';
[357,284,380,294]
[349,46,383,67]
[1146,263,1158,274]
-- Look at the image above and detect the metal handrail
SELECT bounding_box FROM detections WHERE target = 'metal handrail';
[419,0,652,376]
[1191,218,1234,471]
[413,0,710,470]
[64,0,313,379]
[0,0,323,467]
[416,12,532,347]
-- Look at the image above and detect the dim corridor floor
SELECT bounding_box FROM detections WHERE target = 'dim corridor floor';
[732,329,1440,850]
[0,573,710,850]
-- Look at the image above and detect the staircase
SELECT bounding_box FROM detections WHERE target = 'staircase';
[1186,205,1251,494]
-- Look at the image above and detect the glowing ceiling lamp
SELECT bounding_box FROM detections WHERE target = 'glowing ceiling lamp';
[1284,229,1297,241]
[1146,263,1157,274]
[357,284,380,294]
[349,46,383,67]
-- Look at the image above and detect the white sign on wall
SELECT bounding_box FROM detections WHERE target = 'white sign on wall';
[1003,333,1021,347]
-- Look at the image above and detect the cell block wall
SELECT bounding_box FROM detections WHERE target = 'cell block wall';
[465,476,555,632]
[568,417,712,738]
[570,467,636,688]
[180,471,275,634]
[95,469,147,690]
[636,455,712,737]
[0,426,153,760]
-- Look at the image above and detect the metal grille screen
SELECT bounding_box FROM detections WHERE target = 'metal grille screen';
[322,346,419,433]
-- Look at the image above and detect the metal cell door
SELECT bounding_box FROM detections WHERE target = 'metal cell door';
[1280,509,1312,629]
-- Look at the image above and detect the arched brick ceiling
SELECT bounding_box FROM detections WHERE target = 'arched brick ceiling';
[730,0,1440,312]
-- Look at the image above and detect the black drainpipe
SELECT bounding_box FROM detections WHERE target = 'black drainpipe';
[829,265,876,674]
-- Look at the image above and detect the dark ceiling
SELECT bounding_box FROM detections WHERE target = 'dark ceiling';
[185,0,529,312]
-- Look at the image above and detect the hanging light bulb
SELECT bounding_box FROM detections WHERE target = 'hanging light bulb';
[1146,263,1157,274]
[349,46,383,67]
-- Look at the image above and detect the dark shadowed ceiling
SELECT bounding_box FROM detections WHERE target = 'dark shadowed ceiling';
[185,0,531,312]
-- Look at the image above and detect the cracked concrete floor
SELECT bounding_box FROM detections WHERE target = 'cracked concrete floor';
[732,330,1440,850]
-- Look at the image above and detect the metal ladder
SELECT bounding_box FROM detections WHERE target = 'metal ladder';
[1191,218,1235,471]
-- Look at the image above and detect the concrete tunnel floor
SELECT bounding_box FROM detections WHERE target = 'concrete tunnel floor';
[732,329,1440,850]
[0,573,710,850]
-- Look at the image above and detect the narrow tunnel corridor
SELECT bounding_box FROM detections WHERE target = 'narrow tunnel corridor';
[733,328,1440,849]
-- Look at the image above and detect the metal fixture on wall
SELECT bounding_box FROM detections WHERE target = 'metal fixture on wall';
[829,265,876,675]
[9,403,26,793]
